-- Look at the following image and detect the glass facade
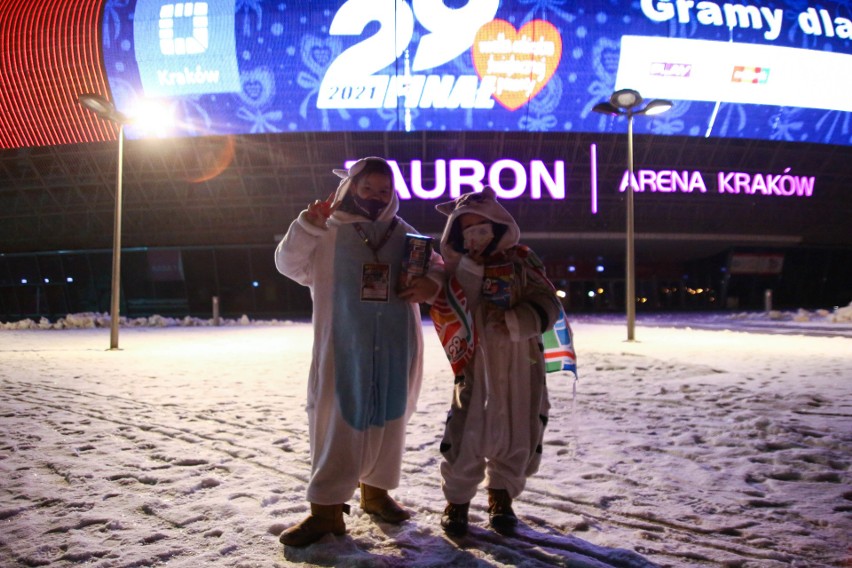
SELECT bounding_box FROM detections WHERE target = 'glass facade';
[0,246,311,322]
[2,245,849,323]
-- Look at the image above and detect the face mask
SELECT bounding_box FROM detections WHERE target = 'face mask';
[462,222,494,255]
[353,195,387,220]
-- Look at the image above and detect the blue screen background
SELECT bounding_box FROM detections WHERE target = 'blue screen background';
[101,0,852,145]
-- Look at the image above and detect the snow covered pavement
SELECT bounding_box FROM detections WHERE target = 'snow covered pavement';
[1,320,850,567]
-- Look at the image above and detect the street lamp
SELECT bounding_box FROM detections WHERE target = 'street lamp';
[78,93,130,350]
[593,89,672,341]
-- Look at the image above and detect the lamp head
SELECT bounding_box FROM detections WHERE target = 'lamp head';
[591,102,622,116]
[641,99,673,116]
[78,93,129,124]
[610,88,642,110]
[594,89,674,118]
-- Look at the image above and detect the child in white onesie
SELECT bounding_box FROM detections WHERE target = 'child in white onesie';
[275,157,443,547]
[431,187,563,537]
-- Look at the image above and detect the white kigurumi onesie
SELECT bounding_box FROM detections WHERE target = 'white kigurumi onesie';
[274,158,443,505]
[435,188,562,505]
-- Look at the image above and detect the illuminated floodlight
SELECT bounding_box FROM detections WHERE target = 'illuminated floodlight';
[80,93,173,135]
[592,89,673,118]
[612,88,641,108]
[643,99,673,115]
[127,99,173,136]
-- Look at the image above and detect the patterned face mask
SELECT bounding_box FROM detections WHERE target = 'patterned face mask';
[462,222,494,254]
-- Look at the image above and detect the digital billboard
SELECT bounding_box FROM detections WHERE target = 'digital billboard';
[99,0,852,144]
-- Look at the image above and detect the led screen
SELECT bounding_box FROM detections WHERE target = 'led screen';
[101,0,852,144]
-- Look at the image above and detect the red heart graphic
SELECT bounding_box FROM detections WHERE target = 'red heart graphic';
[471,19,563,111]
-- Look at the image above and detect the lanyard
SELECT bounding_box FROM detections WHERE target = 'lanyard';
[353,217,399,262]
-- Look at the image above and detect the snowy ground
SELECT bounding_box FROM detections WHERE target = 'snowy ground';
[1,314,850,567]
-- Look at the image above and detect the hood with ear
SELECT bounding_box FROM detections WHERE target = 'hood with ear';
[329,157,399,223]
[435,187,520,267]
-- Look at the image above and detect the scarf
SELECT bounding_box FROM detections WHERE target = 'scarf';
[431,245,577,378]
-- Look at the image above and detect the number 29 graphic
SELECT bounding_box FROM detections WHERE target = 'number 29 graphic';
[317,0,500,110]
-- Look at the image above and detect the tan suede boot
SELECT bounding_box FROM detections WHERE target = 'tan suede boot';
[278,503,350,547]
[487,488,518,534]
[359,483,411,523]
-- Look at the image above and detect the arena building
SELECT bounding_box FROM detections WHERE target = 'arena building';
[1,0,850,321]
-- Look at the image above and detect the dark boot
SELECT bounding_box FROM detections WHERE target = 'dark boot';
[487,488,518,534]
[360,483,411,523]
[440,502,470,537]
[278,503,350,547]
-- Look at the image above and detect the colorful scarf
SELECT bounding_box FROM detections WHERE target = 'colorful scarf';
[431,245,577,378]
[512,246,578,377]
[430,274,476,376]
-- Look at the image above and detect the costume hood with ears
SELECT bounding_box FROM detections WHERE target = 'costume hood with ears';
[329,156,400,223]
[435,187,521,268]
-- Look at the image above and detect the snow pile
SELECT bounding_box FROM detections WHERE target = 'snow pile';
[0,312,299,330]
[829,302,852,322]
[6,303,852,330]
[730,302,852,324]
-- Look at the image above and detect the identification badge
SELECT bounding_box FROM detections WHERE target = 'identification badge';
[361,263,390,302]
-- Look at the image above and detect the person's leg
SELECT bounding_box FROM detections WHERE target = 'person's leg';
[486,487,518,534]
[278,503,350,547]
[359,482,410,523]
[439,374,486,536]
[358,413,412,523]
[280,379,361,546]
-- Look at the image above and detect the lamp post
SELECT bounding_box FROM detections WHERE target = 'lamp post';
[592,89,672,341]
[78,94,130,350]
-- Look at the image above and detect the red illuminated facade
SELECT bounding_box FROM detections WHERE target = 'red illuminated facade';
[0,0,115,148]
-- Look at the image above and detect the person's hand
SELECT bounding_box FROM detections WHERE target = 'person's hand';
[397,276,439,303]
[305,192,337,228]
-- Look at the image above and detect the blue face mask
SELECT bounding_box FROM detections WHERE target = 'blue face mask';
[353,194,387,220]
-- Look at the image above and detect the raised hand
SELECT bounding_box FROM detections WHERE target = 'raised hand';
[305,192,338,228]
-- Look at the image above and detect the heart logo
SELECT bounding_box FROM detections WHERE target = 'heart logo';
[238,68,275,107]
[244,80,263,100]
[301,35,339,76]
[310,45,332,68]
[472,19,563,111]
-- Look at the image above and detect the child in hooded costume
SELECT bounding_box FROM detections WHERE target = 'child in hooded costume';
[274,157,443,547]
[431,187,563,537]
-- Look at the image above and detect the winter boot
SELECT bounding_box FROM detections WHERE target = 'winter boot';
[278,503,350,547]
[487,488,518,534]
[359,483,411,523]
[440,502,470,537]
